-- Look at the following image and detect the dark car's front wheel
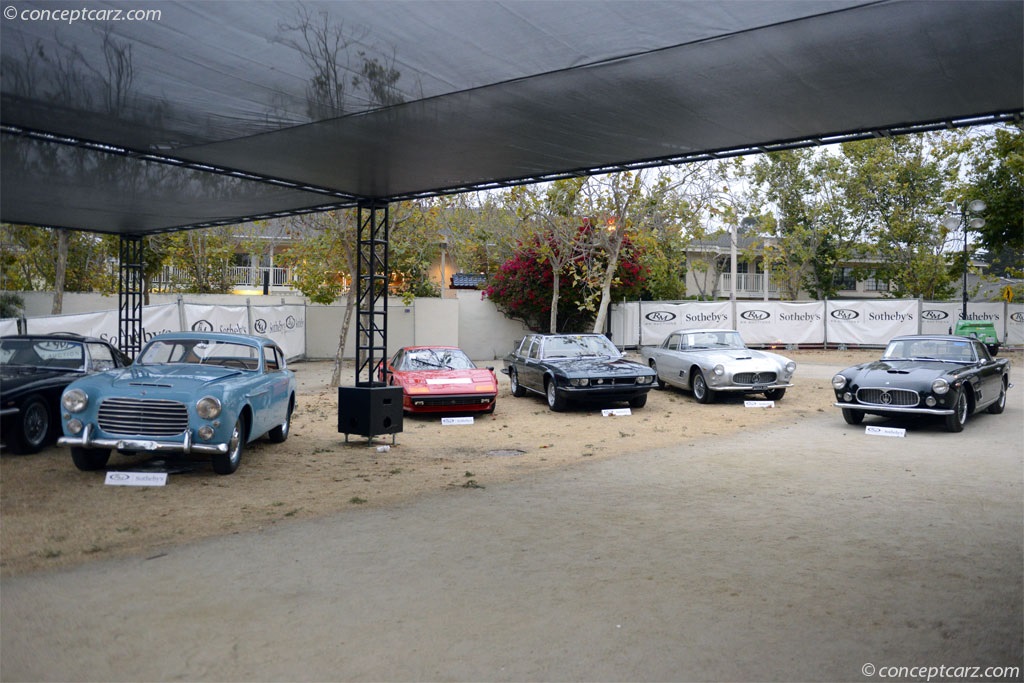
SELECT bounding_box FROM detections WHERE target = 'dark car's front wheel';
[628,393,648,409]
[6,395,52,454]
[545,379,568,412]
[649,361,666,389]
[842,408,864,425]
[987,378,1007,415]
[71,447,110,471]
[944,391,968,433]
[213,417,245,475]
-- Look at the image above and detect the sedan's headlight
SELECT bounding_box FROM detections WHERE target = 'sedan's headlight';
[62,389,88,413]
[931,378,949,395]
[831,374,848,390]
[636,375,653,385]
[785,361,797,374]
[569,378,590,387]
[196,396,222,419]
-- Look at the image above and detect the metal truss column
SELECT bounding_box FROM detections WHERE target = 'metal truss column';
[355,202,389,383]
[118,235,144,358]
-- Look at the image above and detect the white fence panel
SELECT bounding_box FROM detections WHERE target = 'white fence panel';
[737,301,825,346]
[0,319,20,336]
[824,299,918,346]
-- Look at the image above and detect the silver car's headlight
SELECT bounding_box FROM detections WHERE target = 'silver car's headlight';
[196,396,222,419]
[931,378,949,395]
[713,364,725,377]
[62,389,88,413]
[831,374,848,390]
[785,361,797,374]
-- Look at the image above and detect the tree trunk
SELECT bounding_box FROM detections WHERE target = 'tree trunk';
[591,258,617,334]
[51,229,69,314]
[549,271,560,333]
[329,287,356,387]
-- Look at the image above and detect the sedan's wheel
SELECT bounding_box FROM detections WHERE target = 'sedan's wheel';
[7,395,51,454]
[842,408,864,425]
[268,400,293,443]
[987,378,1007,415]
[509,368,527,397]
[943,391,968,433]
[649,361,666,389]
[212,417,245,475]
[692,370,714,404]
[71,447,110,471]
[545,379,567,412]
[764,388,786,401]
[628,393,648,409]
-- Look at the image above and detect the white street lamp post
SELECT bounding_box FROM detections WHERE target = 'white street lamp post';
[942,200,986,320]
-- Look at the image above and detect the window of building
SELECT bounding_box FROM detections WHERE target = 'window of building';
[834,267,857,291]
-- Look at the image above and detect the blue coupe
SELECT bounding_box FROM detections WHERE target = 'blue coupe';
[59,332,296,474]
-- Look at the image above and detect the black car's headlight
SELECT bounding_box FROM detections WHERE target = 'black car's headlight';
[931,378,950,395]
[831,374,848,390]
[196,396,222,419]
[636,375,653,385]
[62,389,88,413]
[569,378,590,387]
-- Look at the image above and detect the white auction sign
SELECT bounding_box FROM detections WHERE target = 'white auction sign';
[26,309,118,339]
[251,305,306,359]
[919,302,1005,337]
[105,471,168,486]
[825,299,917,346]
[1007,304,1024,346]
[736,301,825,346]
[182,304,249,335]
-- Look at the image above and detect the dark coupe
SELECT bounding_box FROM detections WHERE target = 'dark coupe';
[503,333,655,411]
[832,334,1011,432]
[1,334,131,453]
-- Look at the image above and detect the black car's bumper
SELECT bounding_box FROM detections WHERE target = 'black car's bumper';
[832,402,954,416]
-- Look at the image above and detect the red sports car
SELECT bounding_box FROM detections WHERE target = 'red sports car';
[380,346,498,415]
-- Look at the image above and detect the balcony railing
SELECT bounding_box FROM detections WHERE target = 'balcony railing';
[718,272,779,298]
[151,265,294,292]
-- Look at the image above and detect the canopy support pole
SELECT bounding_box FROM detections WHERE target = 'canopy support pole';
[118,235,144,359]
[355,202,389,384]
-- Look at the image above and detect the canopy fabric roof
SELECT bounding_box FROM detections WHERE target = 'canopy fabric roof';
[2,0,1021,235]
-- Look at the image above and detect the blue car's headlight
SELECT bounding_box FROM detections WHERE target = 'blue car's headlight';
[62,389,88,413]
[197,396,222,419]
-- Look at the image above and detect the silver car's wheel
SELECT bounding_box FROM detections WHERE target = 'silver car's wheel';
[692,370,714,404]
[212,417,245,475]
[943,391,968,433]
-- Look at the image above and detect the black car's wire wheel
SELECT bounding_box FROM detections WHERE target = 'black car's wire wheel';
[944,391,969,433]
[6,395,52,454]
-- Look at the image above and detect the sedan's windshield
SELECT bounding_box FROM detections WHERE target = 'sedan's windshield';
[882,339,975,363]
[682,331,745,350]
[0,338,86,371]
[542,335,620,359]
[137,339,260,370]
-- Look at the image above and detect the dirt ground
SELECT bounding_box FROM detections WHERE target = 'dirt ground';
[0,348,1014,577]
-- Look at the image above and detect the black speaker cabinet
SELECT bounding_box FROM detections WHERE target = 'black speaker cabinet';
[338,384,403,443]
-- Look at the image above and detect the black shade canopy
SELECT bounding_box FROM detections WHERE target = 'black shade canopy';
[2,0,1021,235]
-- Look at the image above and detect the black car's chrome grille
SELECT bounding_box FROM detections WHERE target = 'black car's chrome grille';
[97,398,188,436]
[855,388,920,407]
[733,372,778,385]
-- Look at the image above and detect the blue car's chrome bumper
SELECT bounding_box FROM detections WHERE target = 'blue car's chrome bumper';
[59,423,228,454]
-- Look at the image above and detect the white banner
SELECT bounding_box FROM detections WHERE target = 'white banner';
[251,305,306,360]
[0,319,19,336]
[1007,304,1023,346]
[919,302,1006,338]
[736,301,825,346]
[825,299,917,346]
[26,309,119,342]
[182,304,248,336]
[634,301,732,347]
[141,304,182,341]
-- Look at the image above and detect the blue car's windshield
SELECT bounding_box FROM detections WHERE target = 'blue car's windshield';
[137,339,260,370]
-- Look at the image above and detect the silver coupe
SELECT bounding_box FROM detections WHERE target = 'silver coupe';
[640,328,796,403]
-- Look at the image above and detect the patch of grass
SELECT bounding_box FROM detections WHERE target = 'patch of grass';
[349,496,367,504]
[464,471,474,477]
[462,479,485,489]
[389,468,403,475]
[42,548,62,559]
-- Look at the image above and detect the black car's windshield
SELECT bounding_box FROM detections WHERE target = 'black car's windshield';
[400,348,475,370]
[0,338,86,371]
[882,339,976,363]
[137,339,260,371]
[541,335,620,359]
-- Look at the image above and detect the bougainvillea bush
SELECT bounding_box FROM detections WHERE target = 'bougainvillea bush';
[484,226,647,333]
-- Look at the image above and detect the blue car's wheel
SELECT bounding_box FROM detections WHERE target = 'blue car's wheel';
[213,417,245,475]
[268,400,293,443]
[71,447,110,471]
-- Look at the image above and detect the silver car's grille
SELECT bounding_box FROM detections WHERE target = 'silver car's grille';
[733,372,778,385]
[855,388,919,407]
[98,398,188,436]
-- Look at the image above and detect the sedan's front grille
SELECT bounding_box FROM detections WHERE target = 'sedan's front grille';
[590,377,641,386]
[855,388,919,407]
[733,372,778,385]
[98,398,188,436]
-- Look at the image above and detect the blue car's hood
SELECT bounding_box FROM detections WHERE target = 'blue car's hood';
[75,364,244,393]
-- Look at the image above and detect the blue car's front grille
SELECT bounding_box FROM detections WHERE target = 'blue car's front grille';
[98,398,188,436]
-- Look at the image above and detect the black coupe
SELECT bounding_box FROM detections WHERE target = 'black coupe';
[832,335,1011,432]
[503,333,656,411]
[0,334,131,453]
